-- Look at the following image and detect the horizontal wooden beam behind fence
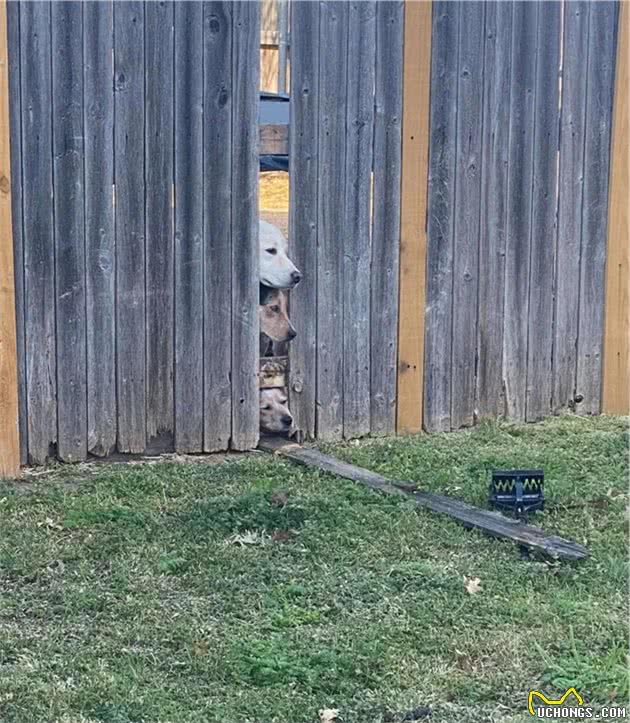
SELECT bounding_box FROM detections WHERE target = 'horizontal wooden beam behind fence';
[0,0,20,477]
[603,1,629,415]
[396,0,432,434]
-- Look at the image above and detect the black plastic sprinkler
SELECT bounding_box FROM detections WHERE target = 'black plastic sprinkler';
[489,469,545,520]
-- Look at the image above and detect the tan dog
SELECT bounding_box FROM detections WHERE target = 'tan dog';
[259,388,293,434]
[259,287,296,356]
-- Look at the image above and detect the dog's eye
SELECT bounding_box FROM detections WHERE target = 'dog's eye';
[270,305,280,313]
[262,404,271,410]
[279,398,287,404]
[266,247,277,256]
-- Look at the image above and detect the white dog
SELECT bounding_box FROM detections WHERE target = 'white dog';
[259,219,301,289]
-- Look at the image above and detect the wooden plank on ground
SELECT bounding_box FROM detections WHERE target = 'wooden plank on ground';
[259,438,588,562]
[114,1,145,452]
[316,1,348,441]
[203,2,232,452]
[602,0,629,415]
[526,1,561,422]
[576,2,619,416]
[553,1,589,413]
[20,1,56,464]
[231,0,260,450]
[343,0,376,439]
[396,0,431,434]
[6,0,26,464]
[52,0,87,462]
[424,1,459,432]
[503,1,538,422]
[288,0,319,440]
[174,1,204,452]
[145,0,174,445]
[476,1,512,420]
[84,1,115,457]
[450,1,485,430]
[371,0,403,436]
[0,0,19,477]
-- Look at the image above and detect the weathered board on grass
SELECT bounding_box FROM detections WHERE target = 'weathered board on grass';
[259,438,588,562]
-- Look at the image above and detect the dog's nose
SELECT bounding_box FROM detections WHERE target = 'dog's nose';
[291,270,302,285]
[281,414,293,426]
[288,328,297,340]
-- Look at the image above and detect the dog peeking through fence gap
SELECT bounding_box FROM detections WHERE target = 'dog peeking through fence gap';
[258,219,300,437]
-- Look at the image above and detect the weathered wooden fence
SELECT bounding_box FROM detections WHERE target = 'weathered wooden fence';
[0,0,626,473]
[6,0,260,464]
[287,0,623,440]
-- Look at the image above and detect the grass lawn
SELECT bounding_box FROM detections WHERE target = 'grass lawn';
[0,415,627,723]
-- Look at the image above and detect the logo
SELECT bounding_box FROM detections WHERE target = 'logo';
[528,687,584,717]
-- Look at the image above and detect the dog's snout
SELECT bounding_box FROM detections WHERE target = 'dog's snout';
[291,270,302,285]
[288,327,297,340]
[281,414,293,426]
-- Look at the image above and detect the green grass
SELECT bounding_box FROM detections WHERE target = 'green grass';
[0,415,627,723]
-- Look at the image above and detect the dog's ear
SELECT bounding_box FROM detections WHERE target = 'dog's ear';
[259,283,275,305]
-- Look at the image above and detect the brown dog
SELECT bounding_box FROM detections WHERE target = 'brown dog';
[259,388,293,434]
[259,287,296,356]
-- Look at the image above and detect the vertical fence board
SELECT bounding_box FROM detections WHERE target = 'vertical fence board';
[526,1,561,422]
[203,1,232,452]
[603,0,629,415]
[52,1,87,461]
[288,0,319,440]
[343,0,375,439]
[424,1,459,432]
[6,0,26,464]
[316,1,348,441]
[576,1,619,415]
[450,1,485,430]
[396,0,432,434]
[0,0,19,476]
[231,0,260,450]
[503,1,538,422]
[21,1,56,463]
[174,1,203,452]
[84,1,115,457]
[371,0,403,436]
[114,1,145,452]
[476,1,512,420]
[553,1,589,413]
[145,0,174,444]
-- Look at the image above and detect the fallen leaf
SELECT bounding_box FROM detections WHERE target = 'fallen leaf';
[319,709,340,723]
[270,491,290,507]
[463,576,481,595]
[192,640,209,657]
[38,517,63,531]
[271,529,297,543]
[226,530,269,546]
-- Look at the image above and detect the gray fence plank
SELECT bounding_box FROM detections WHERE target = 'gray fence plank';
[20,2,56,464]
[370,0,403,436]
[114,1,146,452]
[552,1,589,413]
[526,1,561,422]
[145,0,174,445]
[316,1,348,441]
[174,1,204,453]
[288,0,319,440]
[52,1,87,462]
[343,0,376,439]
[231,0,260,450]
[203,2,232,452]
[503,1,538,422]
[424,1,459,432]
[84,1,115,457]
[451,1,485,430]
[476,1,512,420]
[6,1,27,464]
[576,1,619,415]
